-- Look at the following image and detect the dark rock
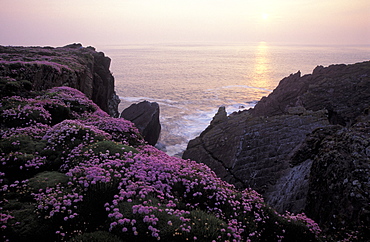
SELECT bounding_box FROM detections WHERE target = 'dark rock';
[63,43,83,49]
[264,125,342,213]
[183,61,370,236]
[304,119,370,237]
[210,106,227,126]
[90,50,120,117]
[251,61,370,126]
[183,109,329,192]
[121,101,161,145]
[0,44,120,117]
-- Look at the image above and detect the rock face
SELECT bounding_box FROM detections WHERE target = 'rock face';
[120,101,161,145]
[183,61,370,237]
[297,121,370,237]
[184,108,329,192]
[251,63,370,126]
[0,43,119,117]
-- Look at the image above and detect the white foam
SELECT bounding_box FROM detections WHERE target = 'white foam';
[165,143,189,157]
[119,96,178,107]
[119,97,258,157]
[206,85,273,92]
[225,101,257,114]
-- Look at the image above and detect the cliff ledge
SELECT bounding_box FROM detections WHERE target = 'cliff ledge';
[0,43,120,117]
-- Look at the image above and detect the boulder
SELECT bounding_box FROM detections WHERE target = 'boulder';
[121,101,161,145]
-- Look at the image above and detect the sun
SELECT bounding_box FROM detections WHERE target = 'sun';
[262,13,269,20]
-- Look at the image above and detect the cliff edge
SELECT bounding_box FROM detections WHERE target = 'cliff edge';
[0,43,120,117]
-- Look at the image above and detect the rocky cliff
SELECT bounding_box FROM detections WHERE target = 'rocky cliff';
[183,61,370,238]
[251,63,370,125]
[0,84,323,241]
[0,43,120,117]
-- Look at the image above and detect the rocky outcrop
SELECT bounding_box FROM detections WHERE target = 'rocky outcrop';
[184,108,329,192]
[0,43,119,117]
[251,62,370,126]
[120,101,161,145]
[297,121,370,237]
[183,61,370,237]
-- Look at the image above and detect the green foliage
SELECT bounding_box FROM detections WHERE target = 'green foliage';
[0,135,46,154]
[2,199,24,210]
[20,80,33,90]
[7,206,54,242]
[44,102,71,125]
[0,78,32,97]
[87,140,139,156]
[0,97,51,127]
[185,209,229,241]
[109,198,230,242]
[28,171,69,191]
[69,99,97,113]
[4,80,21,93]
[0,135,48,180]
[69,231,122,242]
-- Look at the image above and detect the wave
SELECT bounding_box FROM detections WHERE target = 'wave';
[119,96,178,107]
[206,85,273,92]
[120,95,259,157]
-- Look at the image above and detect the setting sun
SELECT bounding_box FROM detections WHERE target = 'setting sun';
[262,13,269,20]
[261,13,269,20]
[0,0,369,45]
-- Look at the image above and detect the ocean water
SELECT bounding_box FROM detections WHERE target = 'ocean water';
[101,43,370,156]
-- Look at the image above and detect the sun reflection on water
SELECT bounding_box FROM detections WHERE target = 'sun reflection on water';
[251,42,272,90]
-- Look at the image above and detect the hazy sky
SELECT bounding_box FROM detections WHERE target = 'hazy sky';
[1,0,369,47]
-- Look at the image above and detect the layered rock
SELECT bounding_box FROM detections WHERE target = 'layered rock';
[183,61,370,237]
[0,43,119,117]
[121,101,161,145]
[251,62,370,125]
[184,108,329,192]
[297,121,370,237]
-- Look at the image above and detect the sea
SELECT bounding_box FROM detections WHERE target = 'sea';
[100,42,370,156]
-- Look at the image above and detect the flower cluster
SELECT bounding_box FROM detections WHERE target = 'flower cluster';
[283,212,322,237]
[0,212,14,230]
[85,116,145,146]
[0,86,324,241]
[31,184,82,221]
[42,119,111,148]
[1,124,49,139]
[102,145,289,241]
[0,96,51,127]
[44,87,100,118]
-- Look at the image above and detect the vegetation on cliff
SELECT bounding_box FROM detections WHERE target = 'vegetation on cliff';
[0,44,120,117]
[0,84,323,241]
